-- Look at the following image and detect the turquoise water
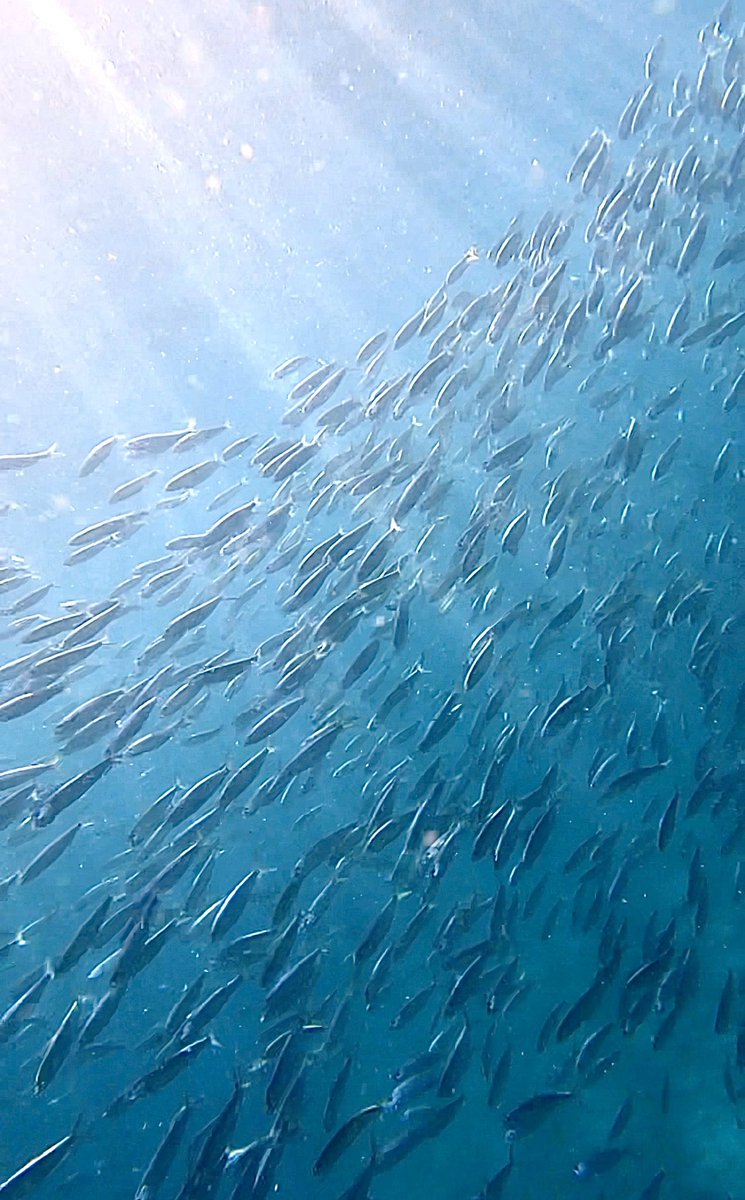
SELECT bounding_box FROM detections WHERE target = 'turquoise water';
[0,3,743,1199]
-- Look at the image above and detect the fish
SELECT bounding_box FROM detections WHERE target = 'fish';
[133,1100,192,1200]
[209,870,260,940]
[105,1035,217,1116]
[17,823,83,886]
[0,444,60,472]
[313,1104,383,1175]
[79,436,121,477]
[501,509,529,556]
[0,14,742,1200]
[33,999,80,1094]
[504,1091,574,1137]
[573,1146,630,1179]
[0,1120,81,1196]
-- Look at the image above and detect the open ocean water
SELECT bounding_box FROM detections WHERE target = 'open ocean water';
[0,1,743,1198]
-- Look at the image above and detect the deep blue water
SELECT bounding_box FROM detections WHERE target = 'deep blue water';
[0,2,743,1199]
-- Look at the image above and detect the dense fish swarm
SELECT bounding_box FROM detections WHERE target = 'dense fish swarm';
[0,7,744,1200]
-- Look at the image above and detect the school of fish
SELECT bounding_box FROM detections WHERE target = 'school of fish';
[0,6,743,1199]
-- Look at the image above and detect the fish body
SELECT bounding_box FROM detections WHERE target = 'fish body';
[504,1091,574,1136]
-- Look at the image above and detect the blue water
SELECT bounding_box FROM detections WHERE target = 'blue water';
[0,2,743,1199]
